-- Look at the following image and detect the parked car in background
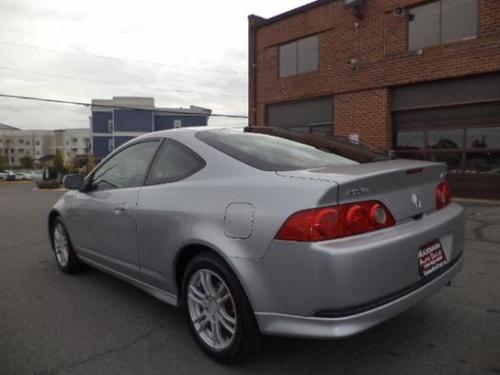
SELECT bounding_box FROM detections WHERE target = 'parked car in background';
[32,170,44,180]
[0,170,16,180]
[15,170,34,180]
[48,127,464,362]
[16,170,43,180]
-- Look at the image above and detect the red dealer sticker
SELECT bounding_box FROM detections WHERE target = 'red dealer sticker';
[418,239,448,277]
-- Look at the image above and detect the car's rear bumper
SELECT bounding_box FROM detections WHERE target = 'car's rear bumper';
[254,253,463,339]
[230,203,464,337]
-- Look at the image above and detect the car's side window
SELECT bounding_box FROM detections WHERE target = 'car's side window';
[93,140,160,190]
[147,139,205,185]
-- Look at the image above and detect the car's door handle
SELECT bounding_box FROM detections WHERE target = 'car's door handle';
[114,202,129,215]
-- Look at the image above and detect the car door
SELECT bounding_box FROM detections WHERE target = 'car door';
[136,139,206,292]
[66,140,161,278]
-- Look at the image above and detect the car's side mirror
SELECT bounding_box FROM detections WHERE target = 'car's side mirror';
[63,174,85,190]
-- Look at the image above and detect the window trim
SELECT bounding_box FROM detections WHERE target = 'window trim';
[108,119,114,133]
[145,138,206,186]
[87,138,162,191]
[279,34,319,78]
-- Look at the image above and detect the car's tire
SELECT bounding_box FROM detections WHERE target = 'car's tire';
[181,252,259,363]
[51,217,83,274]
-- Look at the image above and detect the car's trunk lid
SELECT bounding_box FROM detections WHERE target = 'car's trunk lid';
[276,159,446,221]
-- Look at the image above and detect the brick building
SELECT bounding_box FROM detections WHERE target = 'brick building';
[248,0,500,198]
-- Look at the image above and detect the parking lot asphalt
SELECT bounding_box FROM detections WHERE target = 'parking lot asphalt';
[0,183,499,375]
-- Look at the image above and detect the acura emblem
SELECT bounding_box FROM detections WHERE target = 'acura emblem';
[411,193,422,209]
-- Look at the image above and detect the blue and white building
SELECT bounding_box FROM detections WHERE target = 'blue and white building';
[90,97,211,160]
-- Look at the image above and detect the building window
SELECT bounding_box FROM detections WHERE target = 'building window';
[427,129,462,149]
[464,152,500,174]
[395,126,500,175]
[396,131,424,150]
[279,35,319,78]
[267,97,333,136]
[35,140,40,146]
[467,127,500,149]
[408,0,477,51]
[19,139,24,144]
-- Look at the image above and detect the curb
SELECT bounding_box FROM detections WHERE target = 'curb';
[0,180,33,185]
[32,187,68,192]
[453,197,500,204]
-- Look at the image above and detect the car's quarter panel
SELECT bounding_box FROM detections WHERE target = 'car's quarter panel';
[62,188,141,278]
[135,169,339,294]
[229,203,464,317]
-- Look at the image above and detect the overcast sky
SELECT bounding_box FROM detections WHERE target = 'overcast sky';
[0,0,307,130]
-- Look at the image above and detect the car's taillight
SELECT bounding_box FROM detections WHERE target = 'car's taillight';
[436,181,451,210]
[275,201,395,242]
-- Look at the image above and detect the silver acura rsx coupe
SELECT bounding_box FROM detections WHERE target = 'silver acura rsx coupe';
[49,126,464,362]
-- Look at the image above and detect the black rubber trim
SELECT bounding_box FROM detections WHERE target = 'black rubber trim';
[314,253,462,318]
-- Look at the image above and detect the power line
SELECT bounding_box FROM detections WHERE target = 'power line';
[0,41,248,75]
[0,66,246,98]
[0,94,248,119]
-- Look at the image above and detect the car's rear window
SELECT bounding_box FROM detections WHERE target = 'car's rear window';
[196,129,361,171]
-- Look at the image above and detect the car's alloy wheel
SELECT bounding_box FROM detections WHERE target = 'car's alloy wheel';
[182,253,259,362]
[187,269,237,351]
[53,223,70,267]
[51,217,82,273]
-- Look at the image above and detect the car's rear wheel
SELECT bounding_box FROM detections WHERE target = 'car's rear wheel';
[52,217,83,273]
[181,252,259,363]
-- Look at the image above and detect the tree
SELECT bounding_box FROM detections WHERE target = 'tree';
[54,150,65,175]
[66,156,79,173]
[0,155,7,170]
[85,153,96,175]
[20,156,34,169]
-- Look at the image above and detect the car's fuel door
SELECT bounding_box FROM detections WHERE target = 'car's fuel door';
[224,203,255,239]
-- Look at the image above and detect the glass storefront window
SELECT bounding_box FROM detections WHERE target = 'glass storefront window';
[396,131,423,150]
[427,129,462,149]
[427,152,463,174]
[464,152,500,174]
[467,127,500,149]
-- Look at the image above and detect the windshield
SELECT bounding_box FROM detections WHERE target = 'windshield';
[196,128,391,171]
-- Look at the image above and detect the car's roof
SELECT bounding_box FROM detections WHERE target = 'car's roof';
[140,126,243,140]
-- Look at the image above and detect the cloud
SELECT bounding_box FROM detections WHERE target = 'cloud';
[0,0,306,129]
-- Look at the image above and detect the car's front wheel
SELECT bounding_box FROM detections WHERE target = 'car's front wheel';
[182,252,259,363]
[52,217,83,273]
